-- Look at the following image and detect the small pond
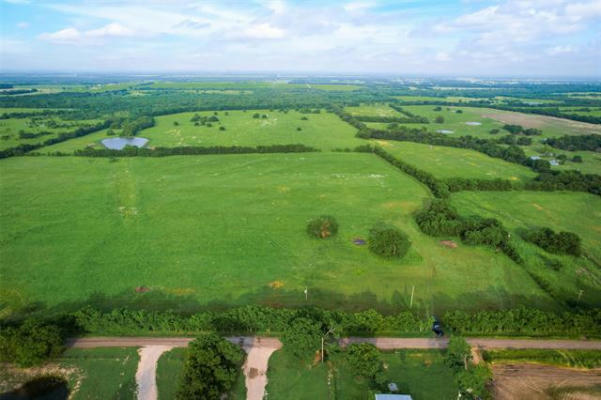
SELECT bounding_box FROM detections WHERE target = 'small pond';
[436,129,454,134]
[464,121,482,126]
[102,137,149,150]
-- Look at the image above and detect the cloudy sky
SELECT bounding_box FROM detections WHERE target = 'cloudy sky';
[1,0,600,77]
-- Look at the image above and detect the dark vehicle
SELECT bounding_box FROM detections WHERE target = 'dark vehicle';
[432,317,444,337]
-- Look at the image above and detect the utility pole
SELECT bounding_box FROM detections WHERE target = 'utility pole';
[304,287,308,301]
[410,285,415,308]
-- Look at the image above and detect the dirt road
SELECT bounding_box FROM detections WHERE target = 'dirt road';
[135,345,173,400]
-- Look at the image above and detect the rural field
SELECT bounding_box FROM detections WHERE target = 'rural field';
[0,153,551,314]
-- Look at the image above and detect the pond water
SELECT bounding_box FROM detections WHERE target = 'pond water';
[102,137,149,150]
[465,121,482,126]
[437,129,454,134]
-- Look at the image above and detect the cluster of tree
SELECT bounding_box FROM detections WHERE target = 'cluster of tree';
[521,227,582,256]
[368,223,411,258]
[18,130,53,139]
[0,319,65,367]
[444,306,601,337]
[355,115,427,124]
[190,113,220,125]
[73,144,319,158]
[415,199,521,263]
[445,177,514,192]
[121,116,155,136]
[526,170,601,196]
[502,124,542,136]
[307,215,339,239]
[72,305,433,337]
[329,105,368,133]
[345,343,386,389]
[175,334,245,400]
[545,134,601,151]
[0,120,111,158]
[252,113,268,119]
[445,337,492,399]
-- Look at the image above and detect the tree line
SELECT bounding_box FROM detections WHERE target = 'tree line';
[71,144,319,157]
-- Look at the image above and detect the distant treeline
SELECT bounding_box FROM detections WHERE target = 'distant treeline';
[545,134,601,151]
[353,103,429,124]
[0,88,38,96]
[526,170,601,196]
[70,144,319,157]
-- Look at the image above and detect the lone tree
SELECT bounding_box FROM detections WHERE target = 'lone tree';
[368,224,411,258]
[0,319,64,367]
[307,216,339,239]
[176,333,245,400]
[346,343,385,387]
[435,116,445,123]
[281,317,322,360]
[445,336,472,370]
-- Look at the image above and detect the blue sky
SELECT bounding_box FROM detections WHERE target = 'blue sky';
[1,0,600,76]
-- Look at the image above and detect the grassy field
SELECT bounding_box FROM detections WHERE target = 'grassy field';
[0,153,552,314]
[483,349,601,369]
[139,81,361,91]
[0,116,102,150]
[41,110,364,152]
[156,347,245,400]
[265,349,458,400]
[346,104,403,117]
[60,347,139,400]
[451,191,601,307]
[372,140,537,182]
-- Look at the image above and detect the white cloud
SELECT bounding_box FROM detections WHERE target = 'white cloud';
[243,23,285,39]
[547,45,576,55]
[39,23,134,44]
[39,27,81,43]
[87,23,134,38]
[16,22,29,29]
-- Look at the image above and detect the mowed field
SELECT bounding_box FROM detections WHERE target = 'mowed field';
[0,153,551,313]
[265,349,458,400]
[373,140,537,182]
[41,109,364,152]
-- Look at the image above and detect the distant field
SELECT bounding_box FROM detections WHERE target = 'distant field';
[373,140,537,182]
[42,110,364,152]
[265,349,458,400]
[523,147,601,175]
[451,191,601,307]
[0,116,102,150]
[0,153,551,313]
[139,81,361,91]
[346,103,402,117]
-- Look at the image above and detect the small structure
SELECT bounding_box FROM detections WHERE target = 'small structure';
[388,382,399,392]
[549,159,560,166]
[529,155,541,160]
[375,395,413,400]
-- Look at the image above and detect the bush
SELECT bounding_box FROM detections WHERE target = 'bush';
[522,227,582,256]
[445,336,471,370]
[281,317,322,359]
[368,224,411,258]
[176,333,245,400]
[0,319,65,367]
[435,116,444,123]
[306,215,339,239]
[346,343,385,386]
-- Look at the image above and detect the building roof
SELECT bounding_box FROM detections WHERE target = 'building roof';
[375,395,413,400]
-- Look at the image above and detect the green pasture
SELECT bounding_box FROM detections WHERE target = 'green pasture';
[0,116,102,150]
[0,153,551,314]
[451,191,601,307]
[42,110,364,152]
[265,349,458,400]
[346,103,403,117]
[60,347,139,400]
[373,140,537,182]
[523,146,601,175]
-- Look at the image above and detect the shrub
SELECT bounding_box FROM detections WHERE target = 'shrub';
[281,317,322,359]
[435,116,445,123]
[522,227,582,256]
[219,126,226,131]
[445,336,471,370]
[346,343,385,386]
[176,333,245,400]
[368,224,411,258]
[307,215,339,239]
[489,128,499,135]
[0,319,64,367]
[572,155,583,163]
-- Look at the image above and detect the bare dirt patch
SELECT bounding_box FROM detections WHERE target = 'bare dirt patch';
[483,111,601,135]
[440,240,458,248]
[136,345,174,400]
[492,364,601,400]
